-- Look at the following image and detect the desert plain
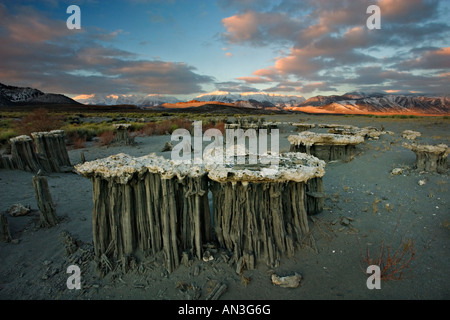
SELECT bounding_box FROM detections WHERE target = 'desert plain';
[0,113,448,301]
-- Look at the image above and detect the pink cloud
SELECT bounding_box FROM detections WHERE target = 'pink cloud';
[222,11,260,43]
[0,5,70,43]
[236,76,269,84]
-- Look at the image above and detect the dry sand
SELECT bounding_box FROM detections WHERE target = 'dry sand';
[0,114,449,301]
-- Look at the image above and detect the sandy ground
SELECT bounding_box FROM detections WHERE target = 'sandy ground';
[0,114,449,301]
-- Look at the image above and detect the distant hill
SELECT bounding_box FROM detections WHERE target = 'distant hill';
[0,83,80,107]
[288,92,450,115]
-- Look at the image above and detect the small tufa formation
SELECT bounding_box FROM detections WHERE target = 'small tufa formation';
[4,131,72,173]
[292,123,316,132]
[0,214,12,243]
[288,131,364,162]
[327,126,387,140]
[402,130,421,140]
[225,118,278,137]
[32,175,58,227]
[10,135,41,172]
[403,143,449,173]
[31,130,72,173]
[113,124,135,146]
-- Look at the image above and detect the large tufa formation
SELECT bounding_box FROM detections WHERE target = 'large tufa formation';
[2,131,71,173]
[75,154,211,274]
[205,152,325,269]
[403,143,449,173]
[288,131,364,162]
[76,151,326,274]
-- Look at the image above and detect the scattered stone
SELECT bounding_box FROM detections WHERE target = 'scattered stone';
[193,265,201,277]
[43,260,52,266]
[202,250,214,262]
[205,282,227,300]
[391,168,403,175]
[8,203,31,217]
[271,273,302,288]
[340,217,350,226]
[418,179,427,186]
[161,141,174,152]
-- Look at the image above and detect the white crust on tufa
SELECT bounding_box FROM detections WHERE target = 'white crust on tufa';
[288,131,364,147]
[75,152,326,184]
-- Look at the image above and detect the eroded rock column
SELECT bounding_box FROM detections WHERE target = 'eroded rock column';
[75,154,211,274]
[206,153,326,270]
[288,131,364,162]
[403,143,449,173]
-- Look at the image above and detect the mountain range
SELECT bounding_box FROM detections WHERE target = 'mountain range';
[0,83,448,115]
[291,92,449,115]
[0,83,80,106]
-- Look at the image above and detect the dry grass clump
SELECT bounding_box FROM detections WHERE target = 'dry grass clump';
[360,215,430,281]
[14,108,63,136]
[97,130,116,146]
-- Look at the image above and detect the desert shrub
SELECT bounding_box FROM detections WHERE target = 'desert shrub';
[14,108,63,135]
[72,134,87,149]
[138,119,192,136]
[97,130,116,146]
[360,215,430,281]
[0,128,18,145]
[202,120,225,133]
[63,122,115,142]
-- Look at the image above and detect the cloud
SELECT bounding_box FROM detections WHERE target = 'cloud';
[396,47,450,70]
[214,81,259,93]
[236,76,269,84]
[220,0,450,96]
[221,11,301,46]
[0,3,214,95]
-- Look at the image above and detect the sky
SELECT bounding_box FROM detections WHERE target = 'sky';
[0,0,449,100]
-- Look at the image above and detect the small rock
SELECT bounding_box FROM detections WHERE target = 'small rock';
[8,203,31,217]
[271,273,302,288]
[340,218,350,226]
[11,239,20,245]
[202,250,214,262]
[161,141,174,152]
[391,168,403,175]
[418,179,427,186]
[193,265,201,277]
[402,130,421,140]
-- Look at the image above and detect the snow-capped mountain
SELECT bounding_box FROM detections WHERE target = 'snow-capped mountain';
[1,82,448,115]
[194,91,306,109]
[0,83,79,106]
[76,93,181,108]
[292,92,449,115]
